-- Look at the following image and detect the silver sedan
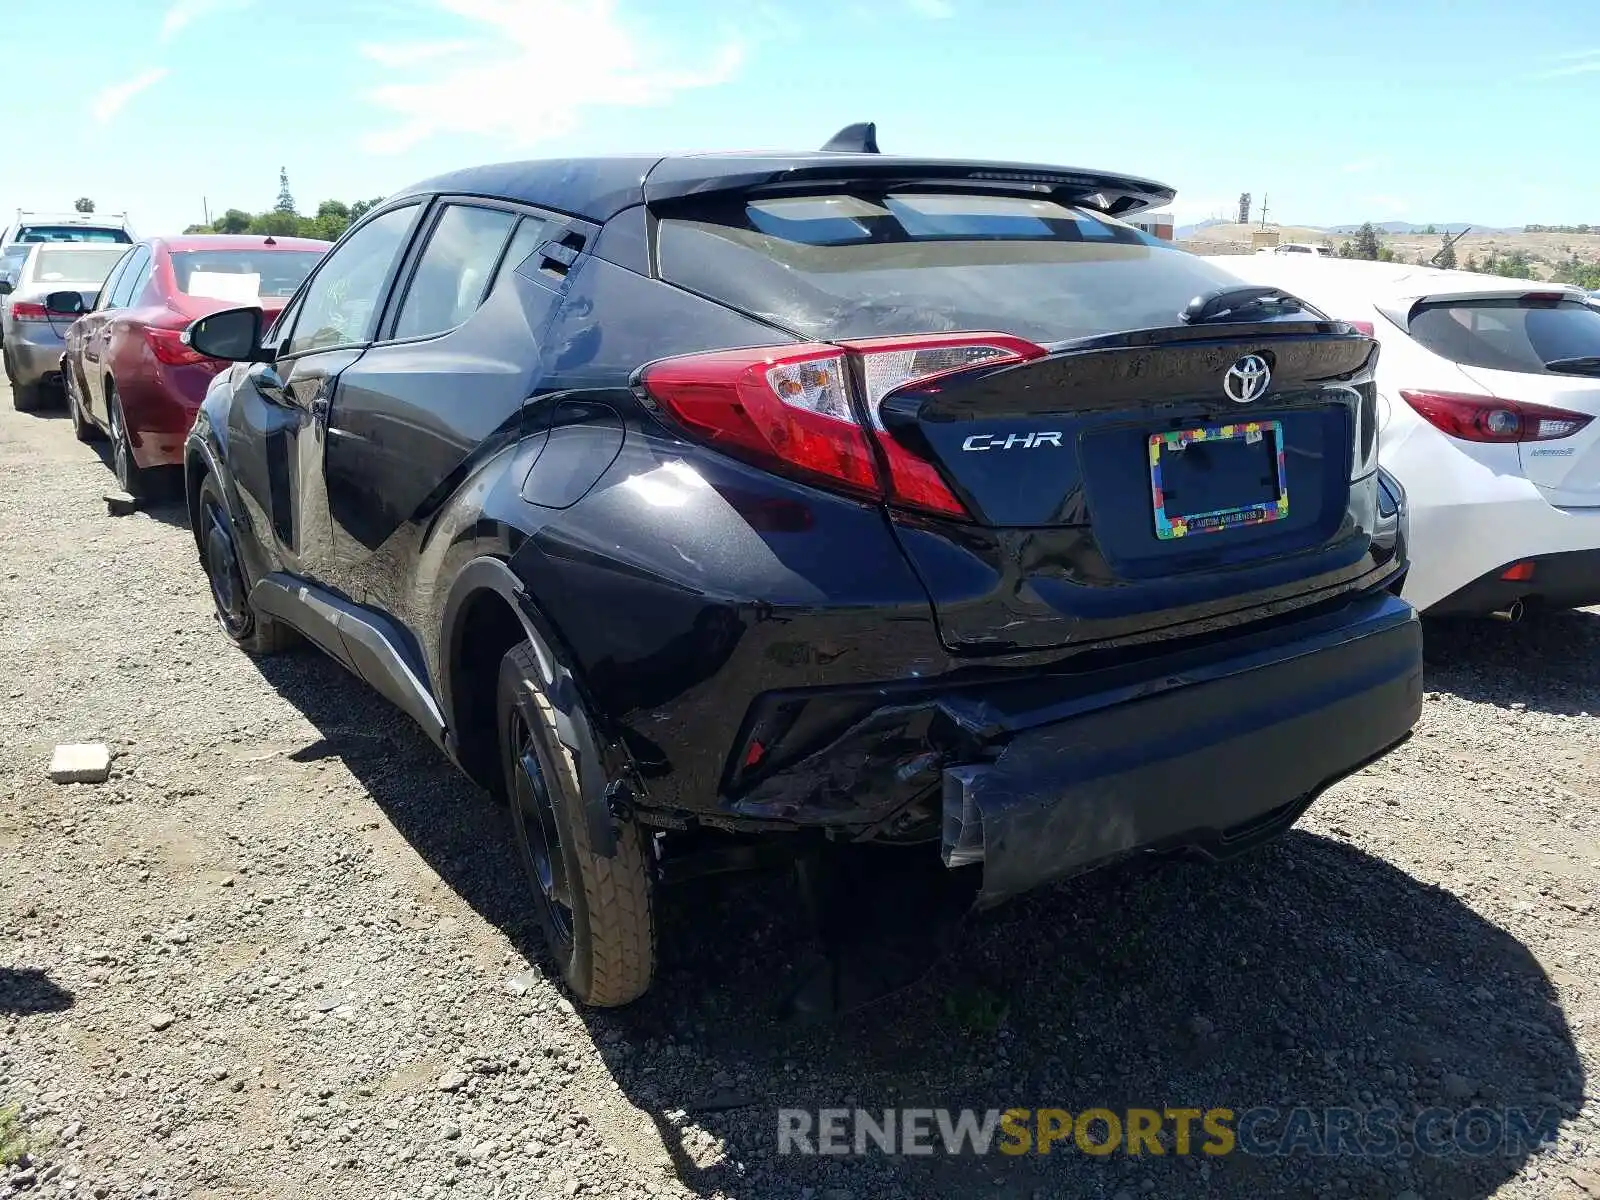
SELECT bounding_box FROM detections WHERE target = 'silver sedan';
[0,242,127,410]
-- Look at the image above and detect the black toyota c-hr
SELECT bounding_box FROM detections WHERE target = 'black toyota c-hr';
[182,127,1422,1006]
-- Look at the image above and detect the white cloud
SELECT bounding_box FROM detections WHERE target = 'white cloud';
[905,0,954,16]
[1537,58,1600,79]
[360,40,475,68]
[91,68,170,124]
[359,0,746,155]
[160,0,253,41]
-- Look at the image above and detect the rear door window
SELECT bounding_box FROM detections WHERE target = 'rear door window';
[108,245,151,309]
[0,245,30,282]
[1408,298,1600,374]
[389,204,518,340]
[93,249,135,310]
[656,192,1246,342]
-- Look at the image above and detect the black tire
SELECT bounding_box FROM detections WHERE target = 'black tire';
[197,472,294,655]
[498,643,654,1007]
[4,349,41,412]
[67,367,99,442]
[107,386,147,499]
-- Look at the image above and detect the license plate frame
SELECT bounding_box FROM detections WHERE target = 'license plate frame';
[1149,419,1289,540]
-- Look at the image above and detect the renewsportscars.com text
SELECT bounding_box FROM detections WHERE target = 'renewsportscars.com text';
[777,1106,1563,1158]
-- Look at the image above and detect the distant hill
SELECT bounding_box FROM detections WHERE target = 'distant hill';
[1323,222,1514,235]
[1178,219,1514,238]
[1175,218,1232,238]
[1176,222,1600,279]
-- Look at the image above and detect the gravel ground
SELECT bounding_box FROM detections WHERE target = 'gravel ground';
[0,380,1596,1200]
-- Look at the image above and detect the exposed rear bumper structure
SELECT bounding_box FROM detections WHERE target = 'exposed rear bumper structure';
[939,591,1421,904]
[719,589,1420,905]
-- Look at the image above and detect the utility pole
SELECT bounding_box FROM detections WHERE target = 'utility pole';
[202,196,211,226]
[1259,194,1270,229]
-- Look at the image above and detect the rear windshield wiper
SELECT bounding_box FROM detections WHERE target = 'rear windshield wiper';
[1544,356,1600,376]
[1180,285,1306,326]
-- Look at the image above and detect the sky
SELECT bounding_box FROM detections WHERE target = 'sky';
[4,0,1599,238]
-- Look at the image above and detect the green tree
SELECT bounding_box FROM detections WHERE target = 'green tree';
[250,210,303,237]
[1464,254,1479,273]
[74,197,95,213]
[307,199,352,241]
[1423,223,1437,235]
[1435,234,1457,271]
[274,167,297,216]
[213,208,252,234]
[1554,258,1600,289]
[1376,246,1396,262]
[1337,240,1354,259]
[1352,222,1382,261]
[1495,249,1533,278]
[349,196,384,222]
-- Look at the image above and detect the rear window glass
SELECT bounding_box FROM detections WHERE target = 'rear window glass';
[170,250,323,303]
[17,225,131,244]
[33,245,127,282]
[1408,299,1600,374]
[657,192,1246,342]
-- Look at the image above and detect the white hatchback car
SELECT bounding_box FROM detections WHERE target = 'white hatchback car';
[1208,256,1600,617]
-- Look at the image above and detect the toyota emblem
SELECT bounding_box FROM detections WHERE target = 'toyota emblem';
[1223,354,1271,404]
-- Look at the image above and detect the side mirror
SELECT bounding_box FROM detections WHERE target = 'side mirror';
[185,306,266,362]
[0,279,12,296]
[44,291,86,316]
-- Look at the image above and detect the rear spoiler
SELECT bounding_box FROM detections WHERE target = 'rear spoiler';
[1375,283,1587,332]
[642,155,1176,217]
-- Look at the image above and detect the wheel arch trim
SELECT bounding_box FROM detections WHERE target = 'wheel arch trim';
[441,556,619,857]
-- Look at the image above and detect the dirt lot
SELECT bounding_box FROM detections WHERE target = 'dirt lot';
[1,380,1597,1200]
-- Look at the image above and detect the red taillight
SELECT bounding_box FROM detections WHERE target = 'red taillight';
[144,325,208,367]
[9,301,53,322]
[1343,320,1376,336]
[1399,390,1593,443]
[1500,561,1535,582]
[640,332,1046,517]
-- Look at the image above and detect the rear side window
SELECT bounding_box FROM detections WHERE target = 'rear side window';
[1408,299,1600,374]
[657,192,1244,342]
[390,204,518,340]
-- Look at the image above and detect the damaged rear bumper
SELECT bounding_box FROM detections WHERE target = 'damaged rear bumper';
[941,591,1422,905]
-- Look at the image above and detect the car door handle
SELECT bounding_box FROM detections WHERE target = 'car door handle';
[310,396,330,423]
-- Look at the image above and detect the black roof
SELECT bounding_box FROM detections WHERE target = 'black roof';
[395,152,1176,225]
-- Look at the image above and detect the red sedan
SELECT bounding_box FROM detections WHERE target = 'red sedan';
[60,234,329,498]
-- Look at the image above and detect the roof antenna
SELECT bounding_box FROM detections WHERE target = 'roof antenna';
[821,122,879,154]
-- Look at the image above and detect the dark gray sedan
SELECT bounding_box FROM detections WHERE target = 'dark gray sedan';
[0,242,127,410]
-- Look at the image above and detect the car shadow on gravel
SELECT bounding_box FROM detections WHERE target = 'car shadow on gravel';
[0,968,73,1015]
[1423,608,1600,716]
[251,650,1584,1200]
